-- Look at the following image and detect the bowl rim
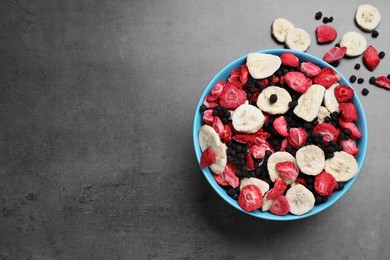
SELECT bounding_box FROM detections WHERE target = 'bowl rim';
[193,48,368,221]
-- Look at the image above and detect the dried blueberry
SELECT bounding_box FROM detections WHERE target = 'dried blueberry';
[315,11,323,20]
[361,88,369,96]
[350,75,357,83]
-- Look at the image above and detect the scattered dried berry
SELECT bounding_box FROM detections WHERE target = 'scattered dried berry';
[350,75,357,83]
[315,11,323,20]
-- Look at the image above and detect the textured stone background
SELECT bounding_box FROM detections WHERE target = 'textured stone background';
[1,0,390,259]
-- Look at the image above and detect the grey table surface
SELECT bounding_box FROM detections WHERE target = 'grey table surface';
[1,0,390,259]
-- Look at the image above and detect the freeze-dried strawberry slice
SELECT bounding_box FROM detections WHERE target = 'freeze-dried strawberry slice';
[313,67,340,88]
[200,148,216,167]
[250,129,272,145]
[314,172,337,196]
[206,93,219,103]
[234,130,271,146]
[213,173,229,186]
[363,45,380,71]
[233,134,250,144]
[300,62,321,77]
[202,109,214,125]
[221,162,239,188]
[374,76,390,90]
[334,84,354,102]
[221,124,232,143]
[228,79,245,89]
[203,96,218,109]
[270,196,290,216]
[276,161,299,180]
[339,139,359,156]
[323,46,347,63]
[284,72,312,93]
[280,52,299,67]
[228,68,241,83]
[250,144,268,159]
[339,103,358,122]
[246,152,255,171]
[295,177,307,186]
[238,184,263,212]
[211,80,225,97]
[260,78,268,86]
[219,84,247,109]
[279,138,288,152]
[313,123,340,143]
[266,178,287,200]
[240,65,249,85]
[271,75,280,84]
[273,116,289,137]
[338,118,362,139]
[288,128,307,148]
[212,116,224,139]
[316,25,337,44]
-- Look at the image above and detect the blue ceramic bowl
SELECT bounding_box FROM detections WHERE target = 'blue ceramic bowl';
[193,49,368,221]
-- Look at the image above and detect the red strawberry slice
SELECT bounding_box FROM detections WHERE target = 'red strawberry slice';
[288,128,307,148]
[314,171,337,196]
[280,52,299,67]
[228,79,245,89]
[200,148,216,167]
[300,62,321,77]
[273,116,289,137]
[228,68,241,83]
[363,45,380,71]
[246,152,255,171]
[295,177,307,186]
[374,76,390,90]
[316,25,338,44]
[266,178,287,200]
[284,72,312,93]
[270,196,290,216]
[339,139,359,156]
[219,84,247,109]
[238,184,263,212]
[206,93,219,103]
[260,78,268,86]
[276,161,299,180]
[250,144,268,159]
[240,65,249,85]
[250,130,272,146]
[313,67,341,88]
[279,138,288,152]
[271,75,280,84]
[339,102,358,122]
[313,123,340,143]
[213,173,229,186]
[210,80,225,97]
[212,116,224,139]
[203,96,218,109]
[233,134,250,144]
[338,118,362,139]
[202,109,214,125]
[334,84,354,102]
[221,162,239,188]
[323,46,347,63]
[221,124,232,143]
